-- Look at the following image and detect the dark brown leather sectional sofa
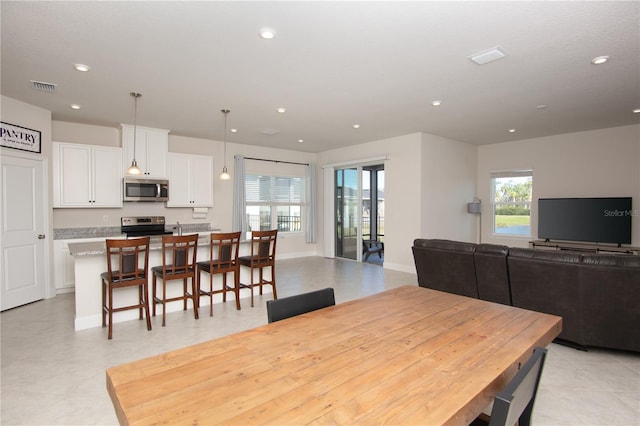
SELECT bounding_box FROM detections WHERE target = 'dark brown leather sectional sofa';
[412,239,640,352]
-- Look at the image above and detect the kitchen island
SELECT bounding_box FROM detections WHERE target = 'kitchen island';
[69,233,270,331]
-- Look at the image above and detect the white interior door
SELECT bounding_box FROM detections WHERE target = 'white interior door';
[1,155,47,310]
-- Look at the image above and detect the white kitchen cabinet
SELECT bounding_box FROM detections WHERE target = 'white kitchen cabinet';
[53,142,123,208]
[121,124,169,178]
[166,153,214,207]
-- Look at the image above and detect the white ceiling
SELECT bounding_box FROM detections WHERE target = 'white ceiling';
[2,1,639,153]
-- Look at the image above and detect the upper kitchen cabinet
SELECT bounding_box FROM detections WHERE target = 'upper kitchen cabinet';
[166,153,214,207]
[53,142,123,208]
[121,124,169,178]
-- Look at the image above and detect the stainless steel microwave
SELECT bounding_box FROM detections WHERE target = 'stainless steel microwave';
[123,178,169,202]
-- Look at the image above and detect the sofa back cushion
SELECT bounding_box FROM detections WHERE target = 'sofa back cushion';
[474,244,512,305]
[508,247,584,345]
[579,254,640,352]
[412,239,478,298]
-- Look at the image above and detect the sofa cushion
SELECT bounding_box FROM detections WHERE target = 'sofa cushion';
[412,239,478,298]
[474,244,511,305]
[508,247,581,263]
[581,253,640,267]
[578,254,640,352]
[507,247,584,345]
[413,239,476,253]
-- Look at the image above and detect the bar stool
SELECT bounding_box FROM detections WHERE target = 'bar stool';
[101,237,151,340]
[238,229,278,307]
[151,234,199,326]
[196,231,242,316]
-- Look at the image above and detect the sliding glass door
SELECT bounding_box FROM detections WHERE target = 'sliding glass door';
[363,165,384,244]
[335,168,359,260]
[334,164,385,262]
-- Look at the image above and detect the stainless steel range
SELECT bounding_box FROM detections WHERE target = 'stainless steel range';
[121,216,173,237]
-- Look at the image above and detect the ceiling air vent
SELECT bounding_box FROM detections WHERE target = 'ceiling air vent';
[468,47,508,65]
[260,128,280,135]
[30,80,57,92]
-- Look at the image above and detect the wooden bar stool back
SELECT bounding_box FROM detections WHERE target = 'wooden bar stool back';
[101,237,151,340]
[196,231,242,316]
[238,229,278,307]
[151,234,199,326]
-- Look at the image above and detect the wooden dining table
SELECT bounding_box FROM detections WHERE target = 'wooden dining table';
[106,285,562,425]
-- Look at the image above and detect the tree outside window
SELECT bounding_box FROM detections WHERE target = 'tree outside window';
[491,171,533,236]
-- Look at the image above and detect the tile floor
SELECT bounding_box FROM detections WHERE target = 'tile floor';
[1,257,638,425]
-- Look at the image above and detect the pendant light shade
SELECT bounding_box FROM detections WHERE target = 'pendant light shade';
[127,92,142,175]
[220,109,231,180]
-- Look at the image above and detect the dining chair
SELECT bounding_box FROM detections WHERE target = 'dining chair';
[196,231,242,316]
[101,237,151,340]
[238,229,278,307]
[151,234,199,326]
[266,287,335,323]
[471,346,548,426]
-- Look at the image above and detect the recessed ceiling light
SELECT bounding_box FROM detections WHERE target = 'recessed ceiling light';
[74,64,90,72]
[508,129,516,133]
[431,100,442,107]
[591,56,609,65]
[353,124,360,129]
[70,104,81,110]
[536,104,548,110]
[259,29,275,39]
[230,128,238,133]
[298,139,304,143]
[277,107,286,113]
[632,108,640,114]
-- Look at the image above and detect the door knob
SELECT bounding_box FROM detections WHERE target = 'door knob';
[38,234,46,239]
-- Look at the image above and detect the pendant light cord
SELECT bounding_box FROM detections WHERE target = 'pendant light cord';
[219,109,231,180]
[132,94,138,161]
[222,109,230,167]
[127,92,142,175]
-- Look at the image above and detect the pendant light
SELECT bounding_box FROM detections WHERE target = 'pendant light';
[126,92,142,175]
[220,109,231,180]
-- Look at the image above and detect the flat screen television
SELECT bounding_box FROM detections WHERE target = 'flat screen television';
[538,197,632,245]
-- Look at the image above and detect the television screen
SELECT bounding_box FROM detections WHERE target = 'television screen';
[538,197,632,245]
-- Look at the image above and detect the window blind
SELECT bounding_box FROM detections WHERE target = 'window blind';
[245,174,303,203]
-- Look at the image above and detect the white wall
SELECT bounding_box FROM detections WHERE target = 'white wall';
[53,121,119,147]
[477,124,640,247]
[320,133,421,273]
[420,133,478,243]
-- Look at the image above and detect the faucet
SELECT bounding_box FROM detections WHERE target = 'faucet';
[175,221,183,236]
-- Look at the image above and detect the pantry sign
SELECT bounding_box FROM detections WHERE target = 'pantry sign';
[1,122,41,154]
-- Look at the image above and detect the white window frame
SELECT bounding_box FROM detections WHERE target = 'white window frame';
[244,173,304,237]
[490,170,533,238]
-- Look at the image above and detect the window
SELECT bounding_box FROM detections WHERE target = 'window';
[245,174,304,235]
[491,170,533,236]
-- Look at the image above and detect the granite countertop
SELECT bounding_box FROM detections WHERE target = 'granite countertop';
[54,227,123,240]
[68,233,213,256]
[55,223,214,240]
